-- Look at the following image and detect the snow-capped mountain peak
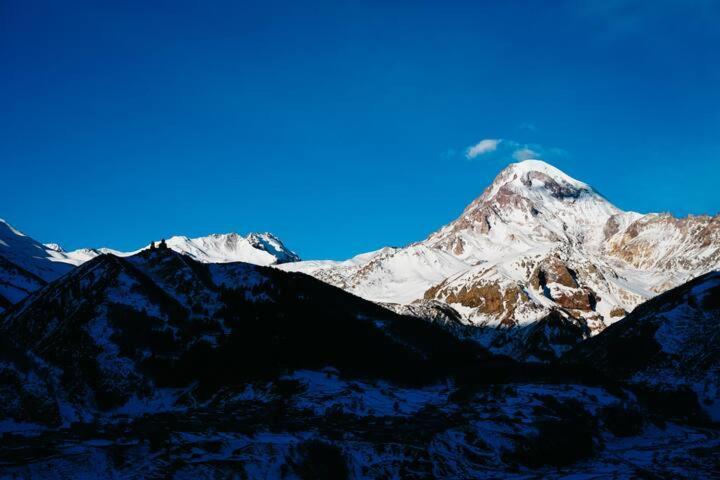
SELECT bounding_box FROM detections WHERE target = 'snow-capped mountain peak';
[246,232,301,263]
[483,159,594,200]
[426,159,630,262]
[43,243,65,253]
[162,232,300,265]
[480,160,616,226]
[281,159,720,346]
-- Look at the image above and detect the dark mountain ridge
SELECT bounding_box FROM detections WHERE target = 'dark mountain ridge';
[0,249,487,424]
[1,250,719,478]
[567,270,720,422]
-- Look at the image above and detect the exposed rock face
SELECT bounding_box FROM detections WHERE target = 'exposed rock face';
[603,214,622,240]
[426,280,527,316]
[529,256,579,290]
[604,214,720,288]
[552,287,596,311]
[522,170,585,200]
[425,281,548,330]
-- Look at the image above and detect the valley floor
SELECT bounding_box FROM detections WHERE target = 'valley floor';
[1,371,718,479]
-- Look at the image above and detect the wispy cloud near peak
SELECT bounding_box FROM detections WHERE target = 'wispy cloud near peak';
[465,139,500,159]
[512,147,539,161]
[465,138,549,163]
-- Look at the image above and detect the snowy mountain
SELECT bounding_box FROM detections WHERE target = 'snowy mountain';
[283,245,469,304]
[1,236,719,477]
[62,232,300,267]
[3,159,717,357]
[0,219,80,278]
[161,232,301,265]
[0,219,77,312]
[0,220,300,311]
[1,252,718,477]
[280,160,720,347]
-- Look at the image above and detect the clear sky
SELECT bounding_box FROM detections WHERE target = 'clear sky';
[1,1,719,260]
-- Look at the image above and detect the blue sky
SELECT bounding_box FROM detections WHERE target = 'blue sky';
[1,0,719,259]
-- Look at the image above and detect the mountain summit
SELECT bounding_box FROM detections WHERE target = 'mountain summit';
[428,160,624,257]
[156,232,300,265]
[281,159,720,354]
[58,231,301,267]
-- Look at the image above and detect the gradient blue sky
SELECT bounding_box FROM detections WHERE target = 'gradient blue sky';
[1,0,719,259]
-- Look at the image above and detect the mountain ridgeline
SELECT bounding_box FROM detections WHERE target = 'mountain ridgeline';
[0,248,485,424]
[1,160,719,477]
[4,160,718,345]
[0,222,300,313]
[281,160,720,353]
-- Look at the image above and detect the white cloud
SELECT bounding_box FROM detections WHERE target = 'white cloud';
[465,139,500,159]
[463,138,560,163]
[512,147,539,161]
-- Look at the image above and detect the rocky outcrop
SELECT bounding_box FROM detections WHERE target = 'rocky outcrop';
[604,214,720,281]
[529,256,579,290]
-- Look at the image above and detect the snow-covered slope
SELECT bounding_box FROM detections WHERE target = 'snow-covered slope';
[569,271,720,421]
[62,232,300,267]
[2,249,718,477]
[0,219,77,280]
[281,245,469,303]
[427,159,629,259]
[280,159,720,341]
[0,219,75,312]
[0,218,299,310]
[163,232,300,265]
